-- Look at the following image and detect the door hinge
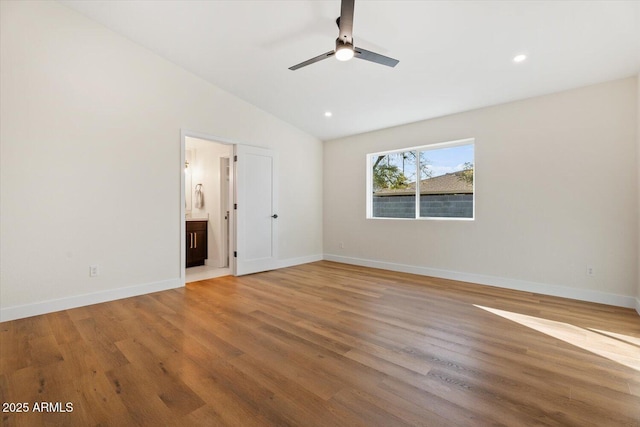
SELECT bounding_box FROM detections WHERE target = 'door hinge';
[234,251,237,258]
[234,203,237,210]
[234,155,237,162]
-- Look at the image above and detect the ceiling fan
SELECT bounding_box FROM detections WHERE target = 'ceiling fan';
[288,0,399,71]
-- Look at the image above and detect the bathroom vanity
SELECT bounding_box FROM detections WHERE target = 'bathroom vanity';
[186,219,208,267]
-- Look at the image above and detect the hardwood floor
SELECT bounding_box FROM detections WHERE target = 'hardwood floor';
[1,261,639,426]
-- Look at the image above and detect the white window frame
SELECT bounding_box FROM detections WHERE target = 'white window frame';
[366,138,475,220]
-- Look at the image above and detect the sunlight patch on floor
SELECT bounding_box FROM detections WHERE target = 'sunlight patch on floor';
[588,328,640,347]
[474,305,640,373]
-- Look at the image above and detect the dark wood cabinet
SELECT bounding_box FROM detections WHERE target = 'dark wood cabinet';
[186,220,208,267]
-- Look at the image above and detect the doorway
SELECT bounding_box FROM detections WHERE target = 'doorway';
[181,133,234,283]
[180,131,280,283]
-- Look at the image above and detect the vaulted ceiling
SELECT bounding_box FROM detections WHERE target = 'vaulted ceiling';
[60,1,640,141]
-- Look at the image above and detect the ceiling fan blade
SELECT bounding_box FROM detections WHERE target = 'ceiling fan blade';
[338,0,355,44]
[354,47,399,68]
[289,50,335,71]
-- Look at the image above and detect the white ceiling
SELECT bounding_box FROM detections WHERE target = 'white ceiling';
[60,0,640,141]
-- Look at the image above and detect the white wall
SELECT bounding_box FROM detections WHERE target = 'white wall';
[0,1,323,320]
[324,77,639,308]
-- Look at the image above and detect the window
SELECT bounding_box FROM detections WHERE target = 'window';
[367,139,475,220]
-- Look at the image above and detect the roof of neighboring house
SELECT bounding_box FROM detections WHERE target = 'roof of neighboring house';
[375,171,473,196]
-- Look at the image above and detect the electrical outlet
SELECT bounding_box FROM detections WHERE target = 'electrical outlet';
[339,242,344,249]
[586,265,595,277]
[89,265,100,277]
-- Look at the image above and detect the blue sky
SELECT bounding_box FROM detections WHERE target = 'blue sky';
[424,144,474,177]
[381,143,474,181]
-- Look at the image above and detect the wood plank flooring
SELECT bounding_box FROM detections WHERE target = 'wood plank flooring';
[1,261,639,426]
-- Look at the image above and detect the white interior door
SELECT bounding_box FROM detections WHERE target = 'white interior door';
[220,156,230,268]
[234,144,278,275]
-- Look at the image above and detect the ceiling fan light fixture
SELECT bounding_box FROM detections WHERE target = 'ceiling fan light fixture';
[335,40,354,61]
[513,54,527,63]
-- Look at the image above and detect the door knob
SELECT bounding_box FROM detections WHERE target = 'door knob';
[271,214,278,219]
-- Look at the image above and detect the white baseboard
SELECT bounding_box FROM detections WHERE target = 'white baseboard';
[0,255,323,322]
[0,278,182,322]
[275,254,324,270]
[324,254,638,310]
[4,255,634,322]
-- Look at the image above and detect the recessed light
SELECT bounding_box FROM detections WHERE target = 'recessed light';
[513,54,527,63]
[324,111,333,117]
